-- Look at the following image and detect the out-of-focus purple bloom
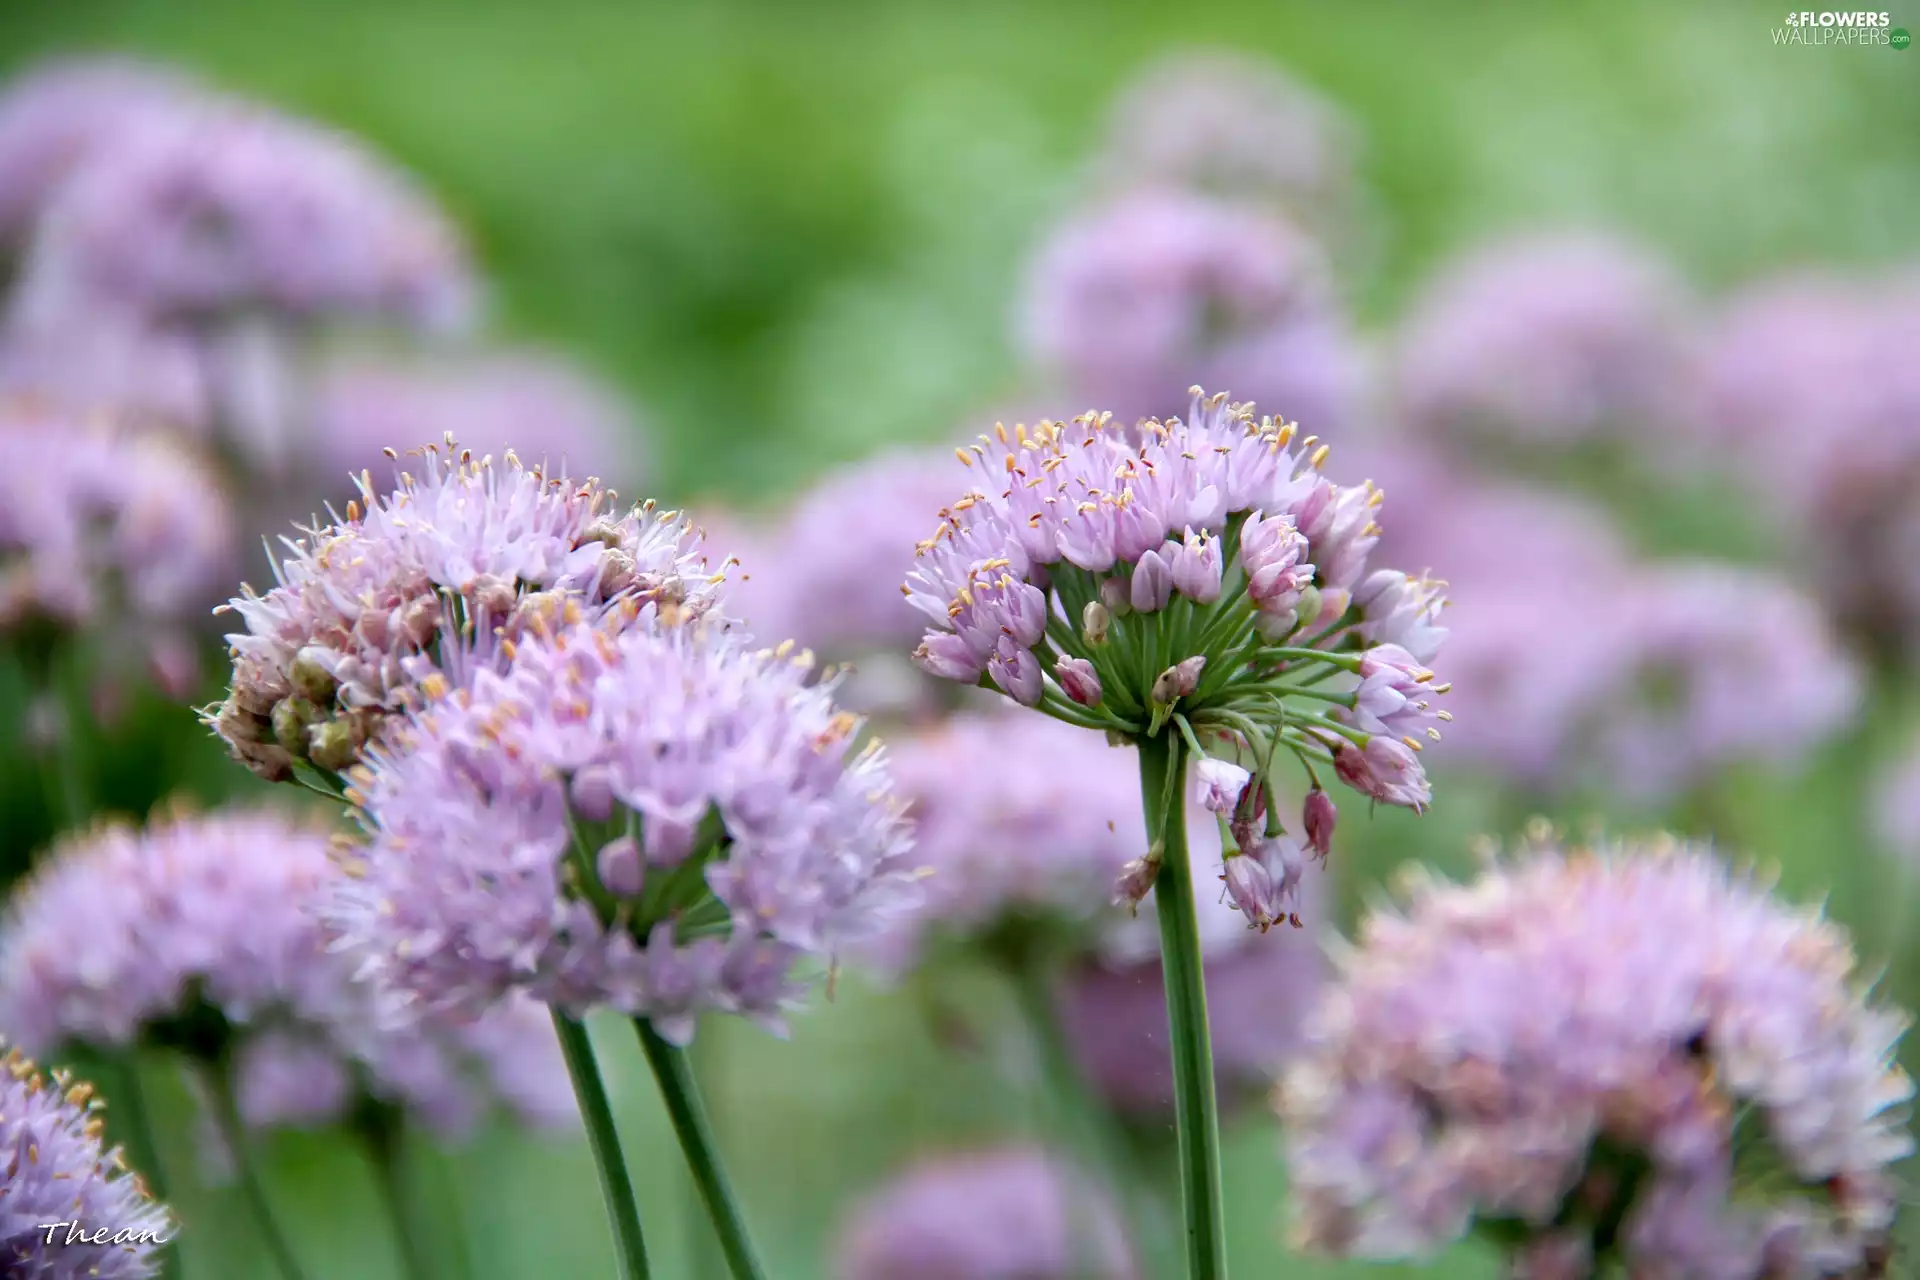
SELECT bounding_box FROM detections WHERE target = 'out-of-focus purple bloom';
[1396,232,1693,452]
[309,352,645,505]
[0,310,209,431]
[0,1043,174,1279]
[1278,835,1912,1272]
[0,57,205,246]
[331,619,919,1044]
[1874,741,1920,866]
[0,408,231,692]
[1693,272,1920,650]
[0,808,559,1144]
[1019,192,1361,428]
[17,99,474,330]
[1093,49,1366,254]
[208,441,722,781]
[1585,562,1860,801]
[834,1146,1138,1280]
[864,713,1146,969]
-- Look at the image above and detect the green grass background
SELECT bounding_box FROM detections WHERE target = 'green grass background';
[0,1,1916,1275]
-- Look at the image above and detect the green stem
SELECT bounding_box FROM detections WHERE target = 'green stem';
[552,1012,653,1280]
[685,1031,727,1280]
[202,1061,312,1280]
[633,1020,769,1280]
[108,1056,181,1279]
[357,1105,436,1280]
[1137,732,1228,1280]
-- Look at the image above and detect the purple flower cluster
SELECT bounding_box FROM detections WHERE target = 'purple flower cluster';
[1395,232,1693,452]
[0,1044,174,1280]
[16,96,472,331]
[1279,835,1912,1274]
[332,618,919,1043]
[310,351,645,506]
[1019,193,1360,429]
[209,440,721,781]
[905,389,1447,814]
[0,808,562,1142]
[833,1147,1138,1280]
[0,407,232,689]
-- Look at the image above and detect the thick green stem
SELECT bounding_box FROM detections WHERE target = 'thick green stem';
[685,1031,727,1280]
[1137,731,1228,1280]
[552,1012,652,1280]
[202,1062,311,1280]
[633,1020,769,1280]
[356,1104,436,1280]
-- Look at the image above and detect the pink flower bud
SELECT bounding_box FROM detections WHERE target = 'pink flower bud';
[1056,656,1103,706]
[1333,735,1431,812]
[597,835,644,897]
[988,637,1043,706]
[1195,757,1253,814]
[1171,526,1224,604]
[1130,548,1173,613]
[1113,848,1162,915]
[1303,787,1337,859]
[1221,853,1279,931]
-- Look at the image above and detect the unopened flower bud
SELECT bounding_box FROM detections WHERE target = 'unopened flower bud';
[1221,852,1279,932]
[288,647,337,703]
[1056,656,1103,706]
[597,835,644,897]
[1171,527,1223,604]
[1130,549,1173,613]
[1303,787,1337,860]
[1081,600,1112,646]
[1294,584,1324,631]
[1332,735,1431,813]
[1155,655,1206,700]
[1114,845,1163,915]
[271,696,322,758]
[570,765,616,822]
[1098,577,1132,618]
[1195,757,1253,814]
[307,716,361,772]
[988,638,1043,707]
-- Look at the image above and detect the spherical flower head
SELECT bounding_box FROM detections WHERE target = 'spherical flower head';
[332,617,920,1044]
[833,1146,1138,1280]
[0,1045,174,1279]
[0,56,205,245]
[1092,49,1367,255]
[1278,835,1913,1273]
[208,438,724,783]
[864,713,1150,969]
[1019,191,1360,429]
[1583,562,1860,801]
[0,408,232,689]
[1396,231,1693,451]
[905,389,1448,815]
[309,351,646,507]
[19,98,475,330]
[0,310,210,432]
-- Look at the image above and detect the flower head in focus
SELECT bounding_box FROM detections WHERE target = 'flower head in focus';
[834,1146,1138,1280]
[207,438,723,784]
[0,807,544,1144]
[1279,833,1912,1274]
[906,388,1449,828]
[0,1044,174,1280]
[331,617,919,1044]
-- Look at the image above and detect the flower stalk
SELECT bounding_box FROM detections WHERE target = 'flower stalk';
[551,1012,652,1280]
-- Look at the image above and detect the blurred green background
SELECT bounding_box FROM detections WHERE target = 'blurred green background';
[0,1,1915,1275]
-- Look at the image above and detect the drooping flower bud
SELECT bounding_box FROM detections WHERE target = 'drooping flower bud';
[1195,757,1253,814]
[1130,547,1173,613]
[1113,845,1163,916]
[1303,787,1337,860]
[1222,852,1279,931]
[1056,656,1103,707]
[1331,734,1431,812]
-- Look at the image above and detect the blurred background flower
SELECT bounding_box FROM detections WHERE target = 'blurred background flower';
[0,3,1916,1276]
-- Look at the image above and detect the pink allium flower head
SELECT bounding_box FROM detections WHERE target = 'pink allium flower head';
[0,409,232,684]
[1094,49,1365,253]
[0,310,209,431]
[332,618,920,1044]
[18,98,475,330]
[1020,192,1360,428]
[0,1044,174,1279]
[1396,232,1693,451]
[1279,835,1913,1273]
[1584,562,1860,801]
[309,352,646,506]
[1694,272,1920,651]
[0,808,552,1140]
[0,56,205,245]
[834,1147,1138,1280]
[208,439,723,783]
[905,389,1447,813]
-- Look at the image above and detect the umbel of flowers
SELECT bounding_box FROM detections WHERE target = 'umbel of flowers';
[206,438,720,790]
[1279,833,1912,1278]
[904,387,1450,1280]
